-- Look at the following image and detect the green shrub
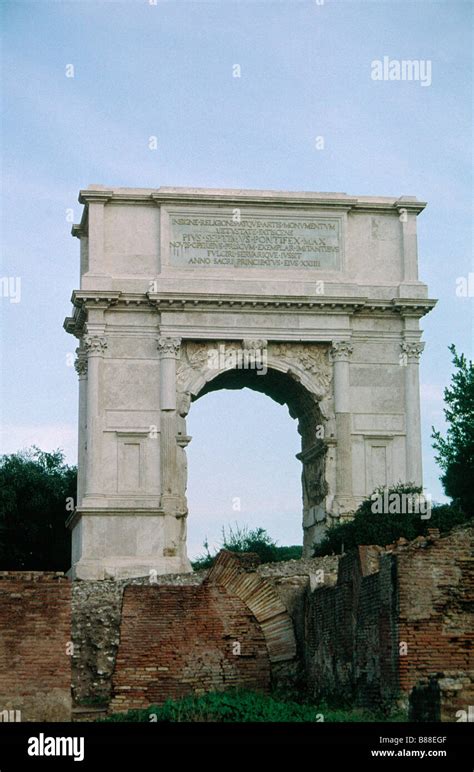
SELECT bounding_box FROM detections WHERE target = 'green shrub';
[271,545,303,562]
[103,689,405,723]
[192,524,302,570]
[313,483,472,557]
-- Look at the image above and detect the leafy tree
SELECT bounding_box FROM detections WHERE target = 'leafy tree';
[432,345,474,515]
[0,447,76,570]
[192,524,302,570]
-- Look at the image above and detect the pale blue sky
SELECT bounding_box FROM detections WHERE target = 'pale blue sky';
[1,0,472,557]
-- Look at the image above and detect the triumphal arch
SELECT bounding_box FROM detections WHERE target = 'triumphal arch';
[64,186,435,579]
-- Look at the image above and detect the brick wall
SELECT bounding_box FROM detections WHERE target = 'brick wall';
[305,550,398,709]
[109,582,271,713]
[0,528,470,721]
[71,570,206,706]
[305,526,474,715]
[72,554,322,711]
[398,527,474,719]
[0,572,71,721]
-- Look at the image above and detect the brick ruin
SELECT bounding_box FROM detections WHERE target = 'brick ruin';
[398,526,474,719]
[0,572,71,722]
[0,526,472,722]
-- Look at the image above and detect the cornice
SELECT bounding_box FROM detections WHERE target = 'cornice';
[147,292,436,317]
[63,291,121,337]
[78,189,114,205]
[392,298,437,316]
[148,292,367,312]
[71,202,89,239]
[66,507,165,529]
[74,187,427,216]
[150,192,359,211]
[63,291,437,336]
[71,290,121,307]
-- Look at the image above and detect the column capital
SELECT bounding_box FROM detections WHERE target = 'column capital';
[157,337,181,357]
[330,340,353,362]
[242,338,267,351]
[74,347,88,377]
[83,335,108,356]
[400,341,425,363]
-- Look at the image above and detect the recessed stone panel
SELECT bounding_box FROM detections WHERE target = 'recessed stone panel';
[165,207,344,271]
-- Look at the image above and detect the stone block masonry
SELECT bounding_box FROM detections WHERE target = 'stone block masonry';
[0,572,71,721]
[65,185,436,579]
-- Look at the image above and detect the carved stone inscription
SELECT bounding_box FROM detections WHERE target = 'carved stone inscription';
[168,211,342,270]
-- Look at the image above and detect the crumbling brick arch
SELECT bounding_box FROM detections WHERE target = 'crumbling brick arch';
[109,550,297,714]
[206,550,297,664]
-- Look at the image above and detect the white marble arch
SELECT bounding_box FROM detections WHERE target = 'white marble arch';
[64,185,436,579]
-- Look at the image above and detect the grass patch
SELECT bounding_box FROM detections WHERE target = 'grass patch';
[103,689,407,723]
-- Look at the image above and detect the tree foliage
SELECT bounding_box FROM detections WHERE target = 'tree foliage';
[432,345,474,514]
[313,483,471,557]
[192,524,302,570]
[0,447,76,570]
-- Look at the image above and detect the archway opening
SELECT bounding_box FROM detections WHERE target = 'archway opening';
[182,364,328,560]
[186,388,301,559]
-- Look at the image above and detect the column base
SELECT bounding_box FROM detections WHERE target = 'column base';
[69,509,192,580]
[70,555,192,580]
[330,495,358,519]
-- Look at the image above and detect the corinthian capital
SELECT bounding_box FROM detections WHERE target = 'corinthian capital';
[157,337,181,356]
[242,338,267,352]
[74,347,88,377]
[400,341,425,363]
[330,341,353,362]
[83,335,108,356]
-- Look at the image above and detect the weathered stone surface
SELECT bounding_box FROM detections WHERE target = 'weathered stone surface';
[64,186,435,579]
[409,672,474,722]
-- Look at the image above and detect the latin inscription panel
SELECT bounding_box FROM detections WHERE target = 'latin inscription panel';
[167,210,342,270]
